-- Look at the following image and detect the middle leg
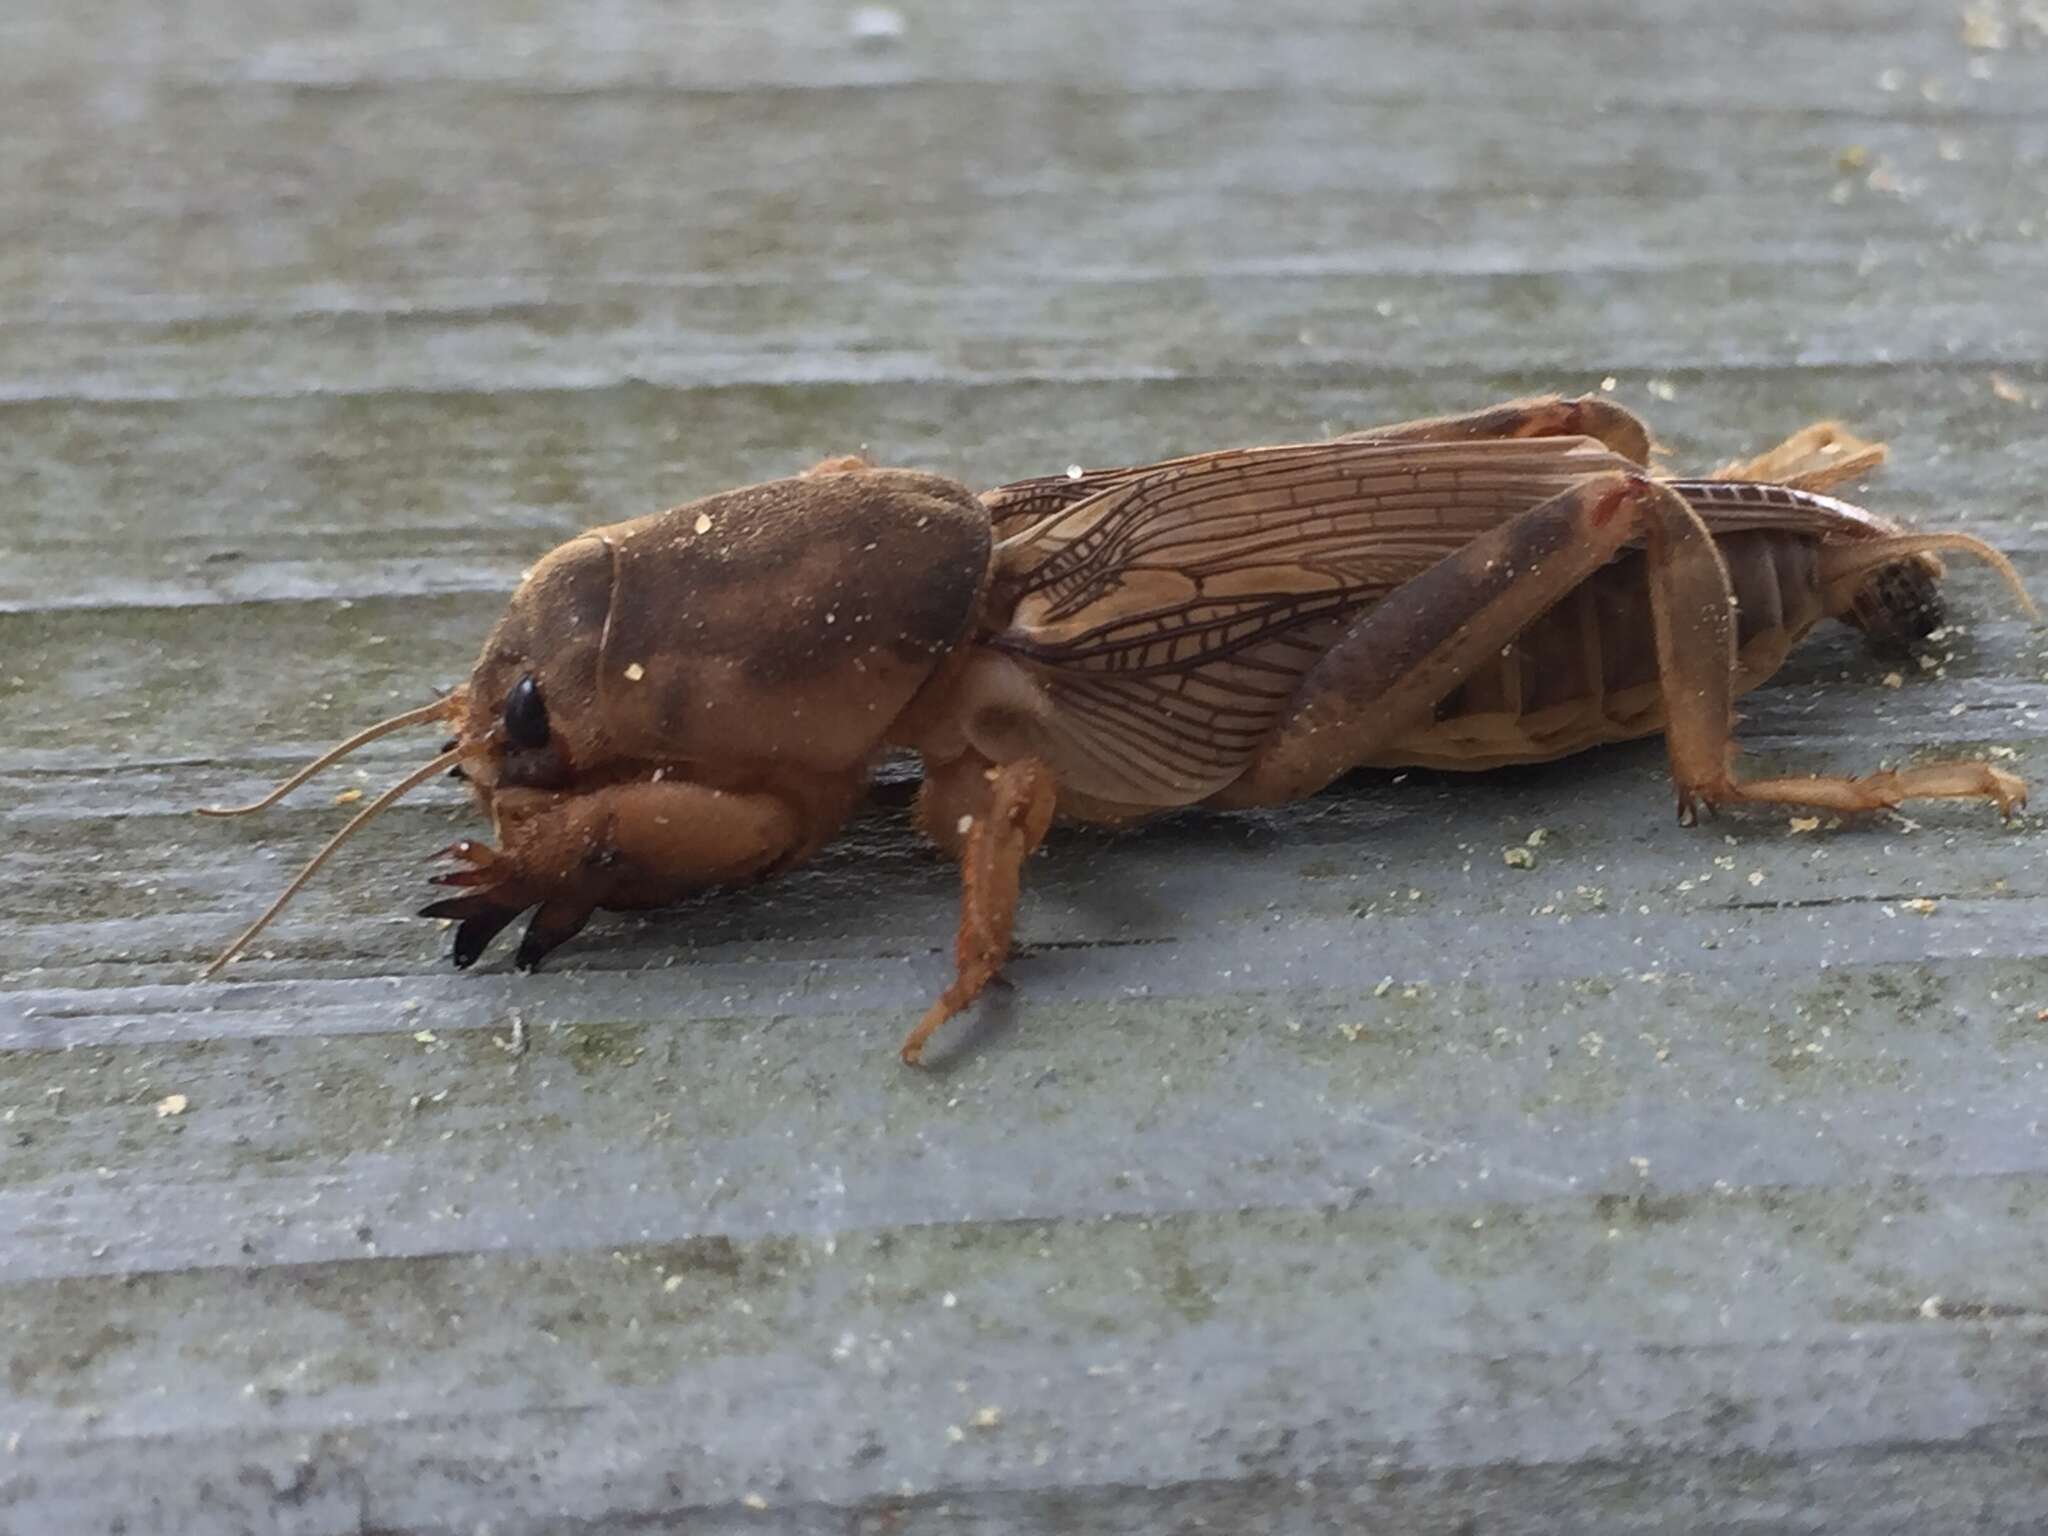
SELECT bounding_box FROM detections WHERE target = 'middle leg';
[903,753,1059,1066]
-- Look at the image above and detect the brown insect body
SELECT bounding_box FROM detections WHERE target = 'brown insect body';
[955,434,1996,818]
[202,397,2033,1062]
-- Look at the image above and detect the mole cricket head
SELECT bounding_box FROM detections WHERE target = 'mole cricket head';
[202,462,997,978]
[450,531,620,806]
[454,462,996,797]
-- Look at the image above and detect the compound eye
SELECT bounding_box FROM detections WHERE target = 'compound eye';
[502,674,550,749]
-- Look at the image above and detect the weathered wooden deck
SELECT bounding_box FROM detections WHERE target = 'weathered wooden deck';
[7,2,2048,1531]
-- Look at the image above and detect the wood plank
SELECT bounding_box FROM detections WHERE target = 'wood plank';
[7,1,2048,1531]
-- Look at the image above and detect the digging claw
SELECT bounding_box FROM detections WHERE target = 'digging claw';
[453,909,521,968]
[417,842,610,974]
[419,892,528,968]
[513,899,595,972]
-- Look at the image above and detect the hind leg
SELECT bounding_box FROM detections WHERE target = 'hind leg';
[1682,761,2025,819]
[1710,421,1886,492]
[1214,472,2026,821]
[1214,472,1684,807]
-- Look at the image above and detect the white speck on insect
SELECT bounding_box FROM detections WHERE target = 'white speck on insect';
[957,814,974,835]
[1066,464,1084,479]
[694,512,713,534]
[624,662,646,681]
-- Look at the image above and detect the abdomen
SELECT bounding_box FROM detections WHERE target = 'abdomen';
[1363,530,1831,770]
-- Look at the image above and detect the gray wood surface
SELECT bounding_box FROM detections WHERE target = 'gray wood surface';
[7,2,2048,1531]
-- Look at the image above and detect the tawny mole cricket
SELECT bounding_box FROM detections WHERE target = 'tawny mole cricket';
[203,395,2035,1063]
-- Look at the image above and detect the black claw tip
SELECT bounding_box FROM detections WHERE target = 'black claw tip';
[453,907,521,968]
[513,901,594,973]
[419,893,523,968]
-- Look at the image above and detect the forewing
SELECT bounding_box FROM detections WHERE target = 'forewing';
[985,436,1635,806]
[982,466,1152,539]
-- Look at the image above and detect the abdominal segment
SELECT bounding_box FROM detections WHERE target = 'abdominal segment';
[1351,530,1830,771]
